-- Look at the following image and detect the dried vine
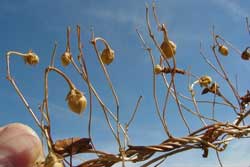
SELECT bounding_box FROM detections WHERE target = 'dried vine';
[4,3,250,167]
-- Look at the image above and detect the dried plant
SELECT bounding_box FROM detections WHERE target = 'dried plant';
[4,3,250,167]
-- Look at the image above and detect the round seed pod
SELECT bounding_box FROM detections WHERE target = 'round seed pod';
[160,40,176,59]
[61,51,72,67]
[241,48,250,60]
[44,152,64,167]
[101,47,115,65]
[66,89,87,114]
[23,51,39,65]
[199,76,212,87]
[154,64,163,74]
[218,45,229,56]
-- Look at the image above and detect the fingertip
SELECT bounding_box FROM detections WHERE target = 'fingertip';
[0,123,44,167]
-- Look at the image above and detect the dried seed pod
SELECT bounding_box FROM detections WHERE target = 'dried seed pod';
[44,152,64,167]
[101,47,115,65]
[154,64,163,74]
[199,76,212,87]
[66,89,87,114]
[241,47,250,60]
[160,40,176,59]
[23,50,39,65]
[218,45,229,56]
[61,51,72,67]
[210,83,220,93]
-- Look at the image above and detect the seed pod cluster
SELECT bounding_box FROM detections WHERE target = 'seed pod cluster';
[218,45,229,56]
[199,76,212,87]
[241,47,250,60]
[61,51,72,67]
[66,88,87,114]
[154,64,163,74]
[23,50,39,65]
[101,47,115,65]
[160,40,176,59]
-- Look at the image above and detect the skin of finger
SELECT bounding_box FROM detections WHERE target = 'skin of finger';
[0,123,44,167]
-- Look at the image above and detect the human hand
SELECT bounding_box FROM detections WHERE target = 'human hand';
[0,123,44,167]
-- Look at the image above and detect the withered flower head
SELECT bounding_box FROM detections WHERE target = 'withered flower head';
[154,64,163,75]
[61,51,72,67]
[199,76,212,87]
[160,40,176,59]
[66,88,87,114]
[218,45,229,56]
[23,50,39,65]
[101,47,115,65]
[241,47,250,60]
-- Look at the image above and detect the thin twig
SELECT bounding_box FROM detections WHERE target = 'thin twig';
[50,41,58,67]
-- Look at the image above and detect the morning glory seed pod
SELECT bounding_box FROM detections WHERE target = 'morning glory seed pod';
[66,89,87,114]
[154,64,163,75]
[160,40,176,59]
[101,47,115,65]
[61,51,72,67]
[241,48,250,60]
[218,45,229,56]
[199,76,212,87]
[23,51,39,65]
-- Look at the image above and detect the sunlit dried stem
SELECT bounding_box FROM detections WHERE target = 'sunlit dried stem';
[91,36,124,164]
[66,26,71,52]
[126,95,143,130]
[215,34,241,55]
[136,29,173,138]
[76,25,94,144]
[147,4,191,134]
[212,28,241,107]
[50,41,58,67]
[145,5,171,69]
[189,80,207,126]
[6,51,43,131]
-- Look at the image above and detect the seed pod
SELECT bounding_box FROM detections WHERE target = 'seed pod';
[160,40,176,59]
[44,152,64,167]
[101,47,115,65]
[241,47,250,60]
[154,64,163,74]
[61,51,72,67]
[66,89,87,114]
[23,51,39,65]
[199,76,212,87]
[218,45,229,56]
[210,83,220,93]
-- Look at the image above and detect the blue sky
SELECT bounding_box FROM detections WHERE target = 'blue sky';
[1,0,250,166]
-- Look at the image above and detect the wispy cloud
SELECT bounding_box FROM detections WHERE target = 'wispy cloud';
[84,7,144,27]
[212,0,249,19]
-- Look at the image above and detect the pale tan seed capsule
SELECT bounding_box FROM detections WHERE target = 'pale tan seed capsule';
[66,89,87,114]
[44,152,64,167]
[241,48,250,60]
[160,40,176,59]
[218,45,229,56]
[154,64,163,74]
[199,76,212,87]
[23,51,39,65]
[101,47,115,65]
[61,51,72,67]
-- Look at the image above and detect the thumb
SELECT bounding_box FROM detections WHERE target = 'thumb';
[0,123,44,167]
